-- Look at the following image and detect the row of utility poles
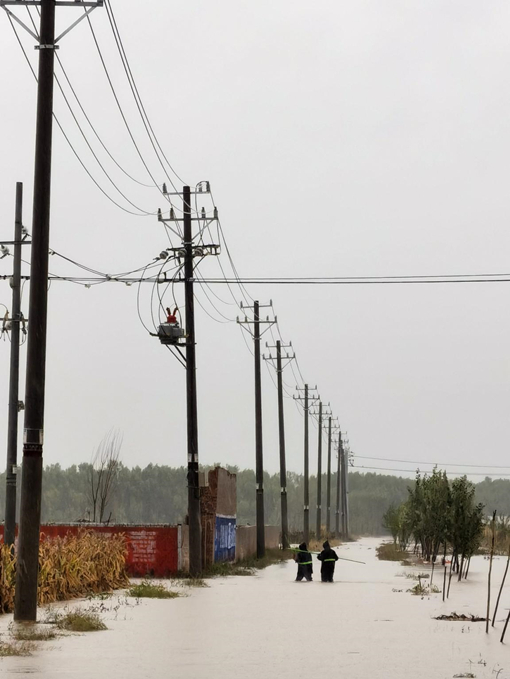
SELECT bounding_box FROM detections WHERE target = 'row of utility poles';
[238,308,351,554]
[1,0,353,626]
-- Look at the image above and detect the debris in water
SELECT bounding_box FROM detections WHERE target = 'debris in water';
[435,613,486,622]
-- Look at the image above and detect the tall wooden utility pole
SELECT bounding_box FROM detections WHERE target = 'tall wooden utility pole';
[343,436,351,540]
[339,433,350,539]
[310,402,331,540]
[335,432,342,538]
[325,416,339,537]
[183,186,201,575]
[3,0,104,621]
[315,401,323,540]
[264,339,295,549]
[157,182,220,575]
[237,301,275,558]
[4,182,25,548]
[294,385,319,545]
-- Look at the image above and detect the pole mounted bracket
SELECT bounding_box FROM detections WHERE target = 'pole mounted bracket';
[0,0,102,45]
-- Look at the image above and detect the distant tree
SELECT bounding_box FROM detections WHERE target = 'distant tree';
[382,505,400,544]
[88,430,122,523]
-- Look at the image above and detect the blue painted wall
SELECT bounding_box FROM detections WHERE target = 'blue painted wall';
[214,516,236,562]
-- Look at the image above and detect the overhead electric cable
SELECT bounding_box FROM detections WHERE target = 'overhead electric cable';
[352,464,510,478]
[86,13,172,202]
[105,0,187,190]
[7,17,155,217]
[355,454,510,470]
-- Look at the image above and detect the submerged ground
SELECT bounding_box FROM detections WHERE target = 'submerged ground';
[1,537,509,678]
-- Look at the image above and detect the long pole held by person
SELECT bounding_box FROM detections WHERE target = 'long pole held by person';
[4,182,23,548]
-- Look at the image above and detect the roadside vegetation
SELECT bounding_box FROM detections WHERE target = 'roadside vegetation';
[0,639,34,656]
[127,581,181,599]
[53,609,107,632]
[10,624,57,641]
[382,470,484,580]
[0,530,129,614]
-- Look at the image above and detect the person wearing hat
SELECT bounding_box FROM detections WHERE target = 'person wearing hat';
[317,540,338,582]
[294,542,313,581]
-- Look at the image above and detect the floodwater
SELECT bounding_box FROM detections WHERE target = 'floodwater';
[1,537,510,678]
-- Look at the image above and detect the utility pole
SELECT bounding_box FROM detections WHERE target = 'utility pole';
[335,432,342,538]
[324,416,338,537]
[183,186,201,575]
[310,402,331,540]
[343,436,351,540]
[294,385,318,545]
[4,0,103,622]
[339,432,350,539]
[237,301,275,558]
[157,182,220,575]
[4,183,25,548]
[264,340,295,549]
[309,401,323,540]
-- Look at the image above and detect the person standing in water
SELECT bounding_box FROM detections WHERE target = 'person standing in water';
[295,542,313,581]
[317,540,338,582]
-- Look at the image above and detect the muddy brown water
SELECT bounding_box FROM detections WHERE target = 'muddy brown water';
[1,537,509,678]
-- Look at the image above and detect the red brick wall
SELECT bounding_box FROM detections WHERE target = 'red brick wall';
[0,524,179,578]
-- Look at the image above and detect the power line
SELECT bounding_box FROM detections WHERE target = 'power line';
[105,0,186,191]
[352,464,510,478]
[354,454,510,470]
[86,12,169,201]
[192,277,510,285]
[7,16,154,217]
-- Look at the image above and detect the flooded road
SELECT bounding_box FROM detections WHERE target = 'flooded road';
[1,537,509,678]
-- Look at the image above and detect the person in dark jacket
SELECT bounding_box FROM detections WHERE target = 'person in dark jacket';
[317,540,338,582]
[295,542,313,581]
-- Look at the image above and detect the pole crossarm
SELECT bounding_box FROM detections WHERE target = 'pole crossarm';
[237,308,276,339]
[1,0,103,44]
[264,342,295,371]
[294,386,319,410]
[55,4,100,43]
[0,1,103,5]
[0,6,38,39]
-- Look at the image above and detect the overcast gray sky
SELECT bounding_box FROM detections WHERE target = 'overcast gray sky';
[1,0,509,480]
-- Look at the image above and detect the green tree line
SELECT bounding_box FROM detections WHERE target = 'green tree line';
[0,464,506,535]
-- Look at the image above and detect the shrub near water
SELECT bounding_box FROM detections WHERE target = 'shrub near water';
[376,543,409,562]
[127,581,181,599]
[0,530,130,614]
[54,609,107,632]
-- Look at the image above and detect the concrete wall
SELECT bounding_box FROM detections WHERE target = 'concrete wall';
[235,525,281,561]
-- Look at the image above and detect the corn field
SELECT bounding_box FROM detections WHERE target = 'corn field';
[0,530,130,614]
